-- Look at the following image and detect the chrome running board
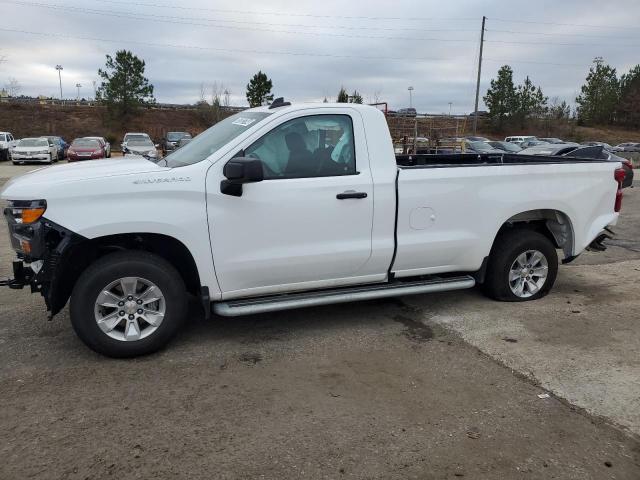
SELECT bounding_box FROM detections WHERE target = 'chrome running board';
[213,275,475,317]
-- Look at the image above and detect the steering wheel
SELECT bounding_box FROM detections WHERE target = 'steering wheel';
[248,152,278,178]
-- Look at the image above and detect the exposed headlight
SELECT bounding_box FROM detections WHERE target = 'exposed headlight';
[4,199,47,224]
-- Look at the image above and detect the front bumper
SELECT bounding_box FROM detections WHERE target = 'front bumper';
[11,154,50,162]
[2,214,85,315]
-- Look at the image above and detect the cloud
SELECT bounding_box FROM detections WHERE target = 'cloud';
[0,0,638,113]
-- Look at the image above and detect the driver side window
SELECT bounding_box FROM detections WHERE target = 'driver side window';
[245,114,356,180]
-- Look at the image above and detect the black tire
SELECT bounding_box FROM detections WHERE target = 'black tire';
[70,251,188,358]
[482,228,558,302]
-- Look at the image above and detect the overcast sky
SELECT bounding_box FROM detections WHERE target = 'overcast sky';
[0,0,638,113]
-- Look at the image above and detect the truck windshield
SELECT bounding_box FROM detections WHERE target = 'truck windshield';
[162,111,272,168]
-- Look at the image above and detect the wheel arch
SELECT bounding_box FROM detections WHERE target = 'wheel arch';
[493,209,575,260]
[49,232,201,316]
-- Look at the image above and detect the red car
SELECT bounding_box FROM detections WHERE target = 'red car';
[67,138,106,162]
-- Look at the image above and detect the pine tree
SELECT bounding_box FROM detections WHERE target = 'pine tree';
[246,71,274,107]
[350,90,363,104]
[617,64,640,127]
[514,76,548,125]
[483,65,517,129]
[96,50,155,119]
[576,57,619,125]
[337,87,349,103]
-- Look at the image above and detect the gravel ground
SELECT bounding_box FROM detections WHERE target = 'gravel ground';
[0,164,639,479]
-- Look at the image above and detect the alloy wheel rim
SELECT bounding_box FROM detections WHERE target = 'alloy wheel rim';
[508,250,549,298]
[93,276,166,341]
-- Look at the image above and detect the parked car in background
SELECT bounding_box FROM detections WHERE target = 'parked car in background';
[465,136,490,142]
[161,132,191,155]
[520,138,551,149]
[67,138,106,162]
[397,108,417,117]
[121,132,151,151]
[464,140,503,154]
[570,147,634,189]
[613,142,640,153]
[176,136,192,149]
[519,144,633,188]
[85,137,111,157]
[518,143,582,157]
[582,141,614,151]
[539,137,566,144]
[487,141,522,152]
[504,135,536,146]
[46,136,68,160]
[0,131,18,161]
[122,137,158,159]
[11,137,58,164]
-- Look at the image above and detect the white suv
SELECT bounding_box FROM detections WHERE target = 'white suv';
[0,131,17,161]
[121,132,151,152]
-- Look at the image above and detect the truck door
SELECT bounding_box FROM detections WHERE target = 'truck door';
[207,112,378,299]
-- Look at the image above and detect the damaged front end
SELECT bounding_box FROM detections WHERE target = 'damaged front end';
[2,199,85,317]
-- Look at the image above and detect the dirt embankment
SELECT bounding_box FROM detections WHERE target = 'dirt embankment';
[2,102,639,147]
[0,102,211,144]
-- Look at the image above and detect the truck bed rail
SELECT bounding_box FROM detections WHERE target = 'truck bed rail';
[396,153,610,168]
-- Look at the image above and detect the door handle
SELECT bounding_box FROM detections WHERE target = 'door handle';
[336,191,368,200]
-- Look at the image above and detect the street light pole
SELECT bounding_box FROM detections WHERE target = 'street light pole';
[448,102,453,116]
[55,65,63,100]
[408,86,414,108]
[75,83,82,100]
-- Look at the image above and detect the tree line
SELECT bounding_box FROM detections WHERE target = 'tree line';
[484,57,640,131]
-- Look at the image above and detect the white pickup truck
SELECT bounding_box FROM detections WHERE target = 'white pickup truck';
[1,102,626,357]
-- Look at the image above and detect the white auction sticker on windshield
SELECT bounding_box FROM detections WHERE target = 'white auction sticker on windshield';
[232,118,257,127]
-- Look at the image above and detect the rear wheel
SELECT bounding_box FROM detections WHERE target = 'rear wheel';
[482,229,558,302]
[70,251,188,357]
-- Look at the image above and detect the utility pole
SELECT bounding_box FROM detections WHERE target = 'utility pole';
[473,15,486,134]
[75,83,82,100]
[408,86,414,108]
[448,102,453,116]
[55,64,63,100]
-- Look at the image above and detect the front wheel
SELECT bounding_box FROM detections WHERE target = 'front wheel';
[482,229,558,302]
[70,251,188,357]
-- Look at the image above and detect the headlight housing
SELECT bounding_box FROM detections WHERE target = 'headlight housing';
[5,199,47,224]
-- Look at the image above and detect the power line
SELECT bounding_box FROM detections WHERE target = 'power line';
[483,58,589,69]
[90,0,478,22]
[485,38,640,48]
[487,28,640,41]
[0,25,592,70]
[0,0,479,43]
[489,17,638,31]
[0,27,467,62]
[0,0,477,33]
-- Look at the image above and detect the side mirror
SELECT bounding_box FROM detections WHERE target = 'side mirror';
[221,157,264,196]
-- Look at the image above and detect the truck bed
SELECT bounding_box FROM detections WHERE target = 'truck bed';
[395,153,610,168]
